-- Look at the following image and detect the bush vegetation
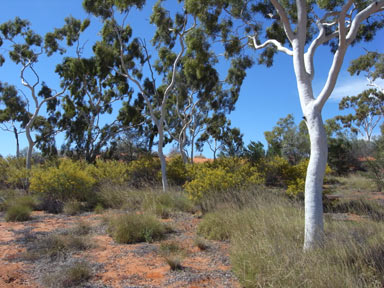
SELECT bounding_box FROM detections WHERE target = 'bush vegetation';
[107,213,169,244]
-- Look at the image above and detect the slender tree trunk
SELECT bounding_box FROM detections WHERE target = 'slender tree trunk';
[179,141,188,164]
[303,108,327,250]
[190,133,195,164]
[157,126,169,192]
[14,126,20,159]
[25,125,34,170]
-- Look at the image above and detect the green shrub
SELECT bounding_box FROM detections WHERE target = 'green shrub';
[30,158,96,203]
[5,203,32,222]
[166,156,188,185]
[107,213,168,244]
[87,159,130,185]
[197,211,233,241]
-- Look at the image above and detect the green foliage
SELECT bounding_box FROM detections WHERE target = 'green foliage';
[30,158,96,203]
[107,213,168,244]
[5,203,31,222]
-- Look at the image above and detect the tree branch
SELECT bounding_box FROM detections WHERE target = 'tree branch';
[248,35,293,56]
[315,0,384,110]
[270,0,295,43]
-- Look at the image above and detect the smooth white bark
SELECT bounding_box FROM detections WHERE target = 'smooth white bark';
[249,0,384,249]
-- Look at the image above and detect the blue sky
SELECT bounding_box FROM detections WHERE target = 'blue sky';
[0,0,383,158]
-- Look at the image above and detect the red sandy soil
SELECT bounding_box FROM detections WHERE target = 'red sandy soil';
[0,211,241,288]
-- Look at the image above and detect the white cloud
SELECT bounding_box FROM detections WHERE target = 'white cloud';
[329,77,384,101]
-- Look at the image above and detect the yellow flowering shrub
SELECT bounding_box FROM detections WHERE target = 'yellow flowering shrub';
[286,159,332,197]
[30,158,96,202]
[166,155,188,186]
[87,159,130,185]
[184,158,263,204]
[127,156,161,187]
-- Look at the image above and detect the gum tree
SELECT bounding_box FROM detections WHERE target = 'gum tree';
[0,17,89,169]
[83,0,197,191]
[0,82,28,158]
[186,0,384,249]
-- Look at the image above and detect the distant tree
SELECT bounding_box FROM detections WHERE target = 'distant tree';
[244,141,265,163]
[265,114,309,164]
[336,52,384,141]
[0,17,90,169]
[337,89,383,141]
[0,82,28,158]
[55,45,131,163]
[219,127,244,158]
[83,0,198,191]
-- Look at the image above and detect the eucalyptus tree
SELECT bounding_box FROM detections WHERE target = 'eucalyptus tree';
[0,82,28,158]
[0,17,90,169]
[55,45,133,163]
[265,114,310,164]
[186,0,384,249]
[164,26,244,164]
[336,52,384,141]
[83,0,199,191]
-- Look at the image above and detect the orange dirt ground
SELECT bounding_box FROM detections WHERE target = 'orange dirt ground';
[0,211,241,288]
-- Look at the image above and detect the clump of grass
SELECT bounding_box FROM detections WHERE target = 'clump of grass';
[107,213,169,244]
[42,260,92,288]
[197,211,233,241]
[334,173,377,195]
[194,237,209,251]
[159,241,185,271]
[325,198,384,221]
[71,220,92,235]
[63,200,82,215]
[5,203,32,222]
[164,254,183,271]
[142,191,196,218]
[27,232,92,260]
[93,203,104,214]
[228,193,384,288]
[96,184,144,210]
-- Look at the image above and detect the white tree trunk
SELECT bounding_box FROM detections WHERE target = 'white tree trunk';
[157,126,169,192]
[25,124,34,170]
[303,108,327,250]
